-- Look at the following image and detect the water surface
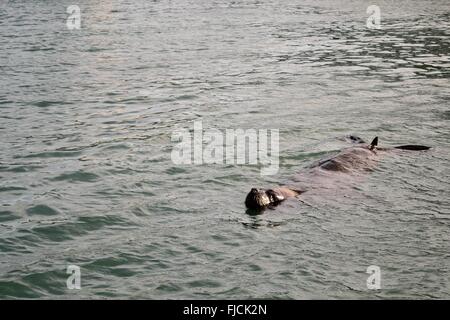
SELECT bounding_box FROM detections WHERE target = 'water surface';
[0,0,449,299]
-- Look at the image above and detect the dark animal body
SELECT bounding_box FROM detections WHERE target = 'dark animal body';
[245,137,430,210]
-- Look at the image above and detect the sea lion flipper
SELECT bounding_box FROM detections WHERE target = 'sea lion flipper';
[370,136,378,147]
[394,145,431,151]
[369,137,378,150]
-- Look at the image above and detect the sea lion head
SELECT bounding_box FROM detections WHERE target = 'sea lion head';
[245,188,286,209]
[245,188,271,209]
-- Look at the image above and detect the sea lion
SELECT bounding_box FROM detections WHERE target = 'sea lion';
[245,136,430,210]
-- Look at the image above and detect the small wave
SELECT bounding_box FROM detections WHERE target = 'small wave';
[26,204,60,216]
[50,171,99,183]
[0,210,20,223]
[23,151,82,159]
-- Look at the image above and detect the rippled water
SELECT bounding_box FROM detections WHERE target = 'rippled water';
[1,0,449,299]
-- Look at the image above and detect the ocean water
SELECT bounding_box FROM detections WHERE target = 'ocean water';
[0,0,449,299]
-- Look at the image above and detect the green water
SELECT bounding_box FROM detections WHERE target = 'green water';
[0,0,449,299]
